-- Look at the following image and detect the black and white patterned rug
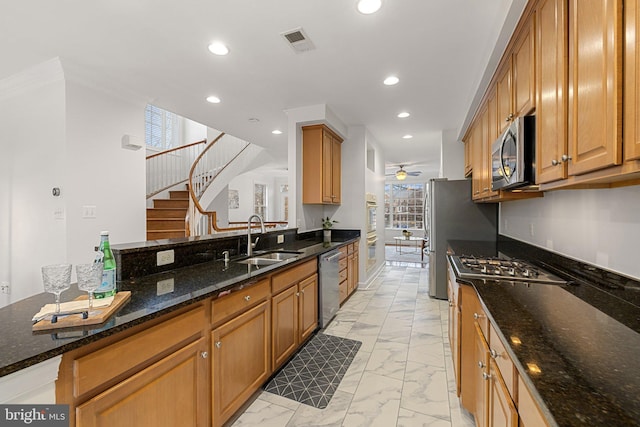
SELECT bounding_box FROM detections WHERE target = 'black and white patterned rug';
[264,332,361,409]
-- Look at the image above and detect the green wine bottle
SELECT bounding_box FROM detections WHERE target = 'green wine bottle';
[94,231,117,298]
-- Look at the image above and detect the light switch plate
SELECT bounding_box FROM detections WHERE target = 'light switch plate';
[277,234,284,244]
[157,250,175,266]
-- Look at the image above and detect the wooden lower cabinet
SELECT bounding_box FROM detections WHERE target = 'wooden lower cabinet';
[76,338,209,427]
[452,277,552,427]
[212,301,271,427]
[489,360,518,427]
[272,274,318,370]
[474,323,490,427]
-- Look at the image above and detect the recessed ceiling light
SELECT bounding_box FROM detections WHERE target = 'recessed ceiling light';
[206,95,221,104]
[248,117,260,123]
[272,130,283,135]
[357,0,382,14]
[384,76,399,86]
[397,112,410,118]
[402,134,413,139]
[208,41,229,56]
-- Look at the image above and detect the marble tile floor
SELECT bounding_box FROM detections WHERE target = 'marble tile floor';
[230,261,476,427]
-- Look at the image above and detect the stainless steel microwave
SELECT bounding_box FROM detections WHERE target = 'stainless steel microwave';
[491,115,535,191]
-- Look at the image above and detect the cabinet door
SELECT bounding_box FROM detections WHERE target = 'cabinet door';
[77,338,209,427]
[464,140,473,176]
[212,301,270,427]
[474,323,490,427]
[480,104,497,198]
[470,122,483,200]
[331,137,342,203]
[496,60,513,134]
[322,132,333,203]
[568,0,622,175]
[271,285,299,370]
[299,274,318,343]
[514,14,536,117]
[536,0,569,183]
[488,360,518,427]
[625,0,640,161]
[347,253,355,294]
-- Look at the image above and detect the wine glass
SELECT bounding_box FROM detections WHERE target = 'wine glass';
[76,263,103,309]
[42,264,72,314]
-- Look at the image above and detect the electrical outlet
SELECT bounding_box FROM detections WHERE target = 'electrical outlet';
[277,234,284,244]
[0,282,9,294]
[82,205,97,219]
[529,223,535,237]
[156,278,174,295]
[157,250,175,266]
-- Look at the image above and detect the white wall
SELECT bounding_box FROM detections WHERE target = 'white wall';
[0,59,67,305]
[64,80,147,261]
[440,129,465,179]
[227,170,287,223]
[500,186,640,279]
[0,59,147,306]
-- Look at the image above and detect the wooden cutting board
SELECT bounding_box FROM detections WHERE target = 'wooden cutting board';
[32,291,131,331]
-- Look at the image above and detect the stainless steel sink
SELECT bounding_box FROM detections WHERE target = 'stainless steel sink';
[235,250,301,265]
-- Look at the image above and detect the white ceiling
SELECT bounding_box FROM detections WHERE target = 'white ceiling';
[1,0,523,178]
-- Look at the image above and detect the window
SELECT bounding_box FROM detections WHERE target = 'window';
[384,183,425,229]
[145,104,181,149]
[254,183,267,219]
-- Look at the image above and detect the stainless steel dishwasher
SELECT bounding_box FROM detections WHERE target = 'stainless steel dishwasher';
[318,249,341,328]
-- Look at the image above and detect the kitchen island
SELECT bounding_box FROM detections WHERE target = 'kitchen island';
[447,236,640,426]
[0,228,360,425]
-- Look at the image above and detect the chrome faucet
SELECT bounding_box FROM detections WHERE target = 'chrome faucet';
[247,214,266,256]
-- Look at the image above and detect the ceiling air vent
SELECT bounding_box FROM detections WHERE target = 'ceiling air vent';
[281,27,315,53]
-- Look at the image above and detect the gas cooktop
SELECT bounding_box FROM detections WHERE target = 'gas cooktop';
[450,255,567,284]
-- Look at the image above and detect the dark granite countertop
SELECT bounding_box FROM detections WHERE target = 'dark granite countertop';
[0,233,359,379]
[448,237,640,427]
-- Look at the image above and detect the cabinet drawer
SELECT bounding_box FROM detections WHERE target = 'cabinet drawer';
[348,243,355,254]
[339,246,348,258]
[339,258,347,271]
[212,278,270,326]
[489,323,516,399]
[74,305,205,398]
[271,259,316,295]
[339,267,348,283]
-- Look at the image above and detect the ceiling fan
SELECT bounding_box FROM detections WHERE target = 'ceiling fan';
[386,165,422,181]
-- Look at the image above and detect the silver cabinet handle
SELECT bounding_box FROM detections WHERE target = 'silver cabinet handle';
[478,361,485,369]
[483,372,491,380]
[301,289,305,294]
[448,300,453,307]
[551,159,560,166]
[561,154,572,162]
[473,313,484,320]
[215,341,222,349]
[490,349,498,359]
[506,113,514,122]
[201,351,208,359]
[296,292,300,297]
[244,295,251,302]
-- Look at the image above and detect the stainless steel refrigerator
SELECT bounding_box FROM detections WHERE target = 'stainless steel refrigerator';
[427,179,497,299]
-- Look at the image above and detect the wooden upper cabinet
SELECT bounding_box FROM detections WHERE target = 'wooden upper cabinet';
[625,0,640,161]
[536,0,569,184]
[496,60,513,135]
[485,89,499,198]
[496,10,535,136]
[514,13,536,118]
[568,0,623,176]
[464,139,473,177]
[302,124,342,205]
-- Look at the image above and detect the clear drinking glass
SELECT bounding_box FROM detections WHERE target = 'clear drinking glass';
[42,264,72,314]
[76,263,103,309]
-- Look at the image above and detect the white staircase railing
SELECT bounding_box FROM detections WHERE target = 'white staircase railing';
[146,140,206,199]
